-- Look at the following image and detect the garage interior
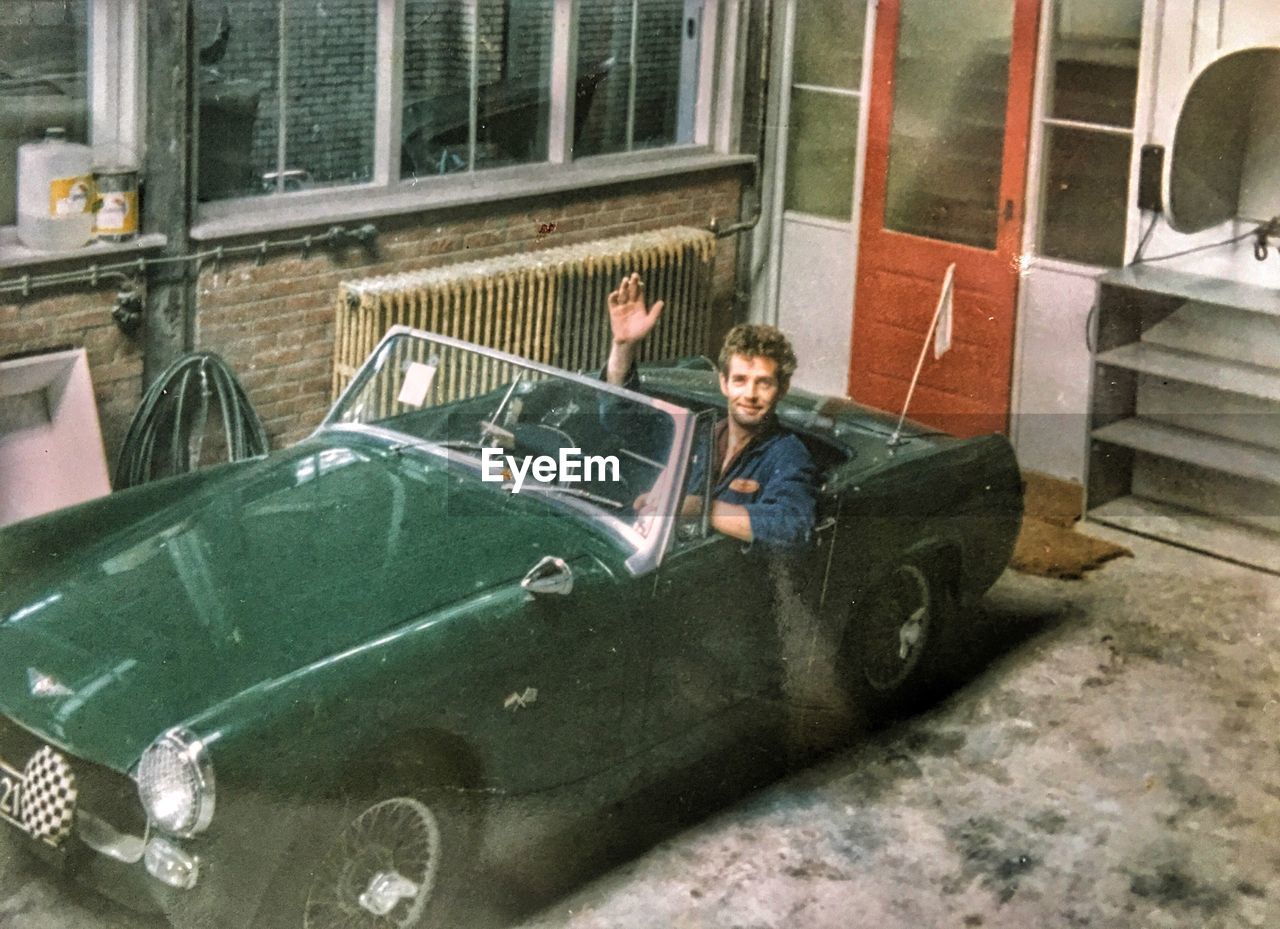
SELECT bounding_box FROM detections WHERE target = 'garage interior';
[2,1,1279,927]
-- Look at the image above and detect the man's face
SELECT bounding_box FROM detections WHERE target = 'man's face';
[719,354,784,430]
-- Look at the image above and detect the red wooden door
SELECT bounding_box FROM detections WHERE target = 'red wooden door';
[850,0,1041,436]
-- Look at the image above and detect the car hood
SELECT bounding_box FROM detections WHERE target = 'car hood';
[0,431,597,771]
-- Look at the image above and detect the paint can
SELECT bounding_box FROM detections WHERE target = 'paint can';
[92,166,139,242]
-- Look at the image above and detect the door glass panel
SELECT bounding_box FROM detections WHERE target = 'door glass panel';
[1049,0,1141,127]
[784,89,858,219]
[884,0,1013,249]
[793,0,865,89]
[1041,125,1131,266]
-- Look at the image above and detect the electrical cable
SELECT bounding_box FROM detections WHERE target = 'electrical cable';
[114,352,268,490]
[1130,221,1265,265]
[1130,211,1159,264]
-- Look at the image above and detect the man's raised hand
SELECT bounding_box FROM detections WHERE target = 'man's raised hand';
[605,273,664,385]
[607,273,664,346]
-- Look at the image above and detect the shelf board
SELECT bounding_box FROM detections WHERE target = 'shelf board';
[1099,265,1280,318]
[1089,495,1280,575]
[1092,417,1280,487]
[1096,342,1280,402]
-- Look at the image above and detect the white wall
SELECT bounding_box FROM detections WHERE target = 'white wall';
[1141,0,1280,286]
[775,217,856,398]
[1013,0,1280,483]
[1011,267,1097,481]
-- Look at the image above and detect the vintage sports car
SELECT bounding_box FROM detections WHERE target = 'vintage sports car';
[0,327,1022,929]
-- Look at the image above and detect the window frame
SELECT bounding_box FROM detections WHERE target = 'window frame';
[194,0,735,227]
[1023,0,1158,273]
[771,0,872,229]
[0,0,144,238]
[89,0,145,167]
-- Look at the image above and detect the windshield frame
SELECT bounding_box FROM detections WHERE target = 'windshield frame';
[320,325,696,576]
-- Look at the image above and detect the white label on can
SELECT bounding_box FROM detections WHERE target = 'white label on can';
[49,175,93,216]
[94,191,137,235]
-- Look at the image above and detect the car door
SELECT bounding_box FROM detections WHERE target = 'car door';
[471,549,651,797]
[641,412,783,764]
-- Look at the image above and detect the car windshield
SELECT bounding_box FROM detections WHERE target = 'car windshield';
[325,329,692,570]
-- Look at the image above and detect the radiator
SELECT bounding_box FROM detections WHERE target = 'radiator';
[333,226,717,401]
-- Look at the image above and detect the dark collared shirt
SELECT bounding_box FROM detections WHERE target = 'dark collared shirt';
[601,363,818,551]
[689,417,818,552]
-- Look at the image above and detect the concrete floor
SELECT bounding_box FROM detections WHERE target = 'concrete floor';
[2,525,1277,928]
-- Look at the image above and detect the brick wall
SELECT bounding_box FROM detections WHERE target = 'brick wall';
[0,286,143,476]
[195,168,745,450]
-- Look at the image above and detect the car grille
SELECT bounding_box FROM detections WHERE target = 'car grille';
[0,715,146,840]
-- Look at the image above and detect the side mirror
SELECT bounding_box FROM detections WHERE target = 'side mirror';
[521,556,574,596]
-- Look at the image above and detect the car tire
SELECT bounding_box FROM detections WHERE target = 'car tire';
[301,793,467,929]
[254,770,482,929]
[842,555,958,716]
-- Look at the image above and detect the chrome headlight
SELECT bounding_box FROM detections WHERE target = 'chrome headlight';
[135,728,215,836]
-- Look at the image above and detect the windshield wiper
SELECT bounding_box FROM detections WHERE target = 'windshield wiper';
[487,374,523,436]
[505,483,623,509]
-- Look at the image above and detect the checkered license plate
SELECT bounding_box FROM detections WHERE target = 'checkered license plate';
[0,747,78,847]
[0,757,25,834]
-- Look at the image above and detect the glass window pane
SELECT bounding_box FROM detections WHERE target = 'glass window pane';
[1049,0,1141,127]
[575,0,693,158]
[1040,126,1131,266]
[284,0,376,188]
[575,0,633,157]
[476,0,554,171]
[195,3,279,200]
[197,1,376,200]
[403,0,555,178]
[884,0,1012,249]
[0,2,89,226]
[633,0,684,150]
[792,0,866,90]
[403,0,474,176]
[784,89,857,220]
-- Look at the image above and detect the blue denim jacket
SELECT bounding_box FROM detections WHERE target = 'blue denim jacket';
[688,417,819,552]
[602,363,818,551]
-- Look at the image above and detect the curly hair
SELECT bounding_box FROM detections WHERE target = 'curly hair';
[717,324,798,392]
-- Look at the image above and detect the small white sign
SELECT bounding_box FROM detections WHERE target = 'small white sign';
[397,362,437,407]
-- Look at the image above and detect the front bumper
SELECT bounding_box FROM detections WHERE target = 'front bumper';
[16,823,280,929]
[0,716,294,929]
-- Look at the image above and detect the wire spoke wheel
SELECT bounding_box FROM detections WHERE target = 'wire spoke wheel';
[861,563,932,693]
[303,797,442,929]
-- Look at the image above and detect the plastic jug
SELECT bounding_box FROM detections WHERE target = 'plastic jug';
[17,127,95,251]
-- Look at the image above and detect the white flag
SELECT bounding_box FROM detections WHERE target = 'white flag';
[933,263,955,359]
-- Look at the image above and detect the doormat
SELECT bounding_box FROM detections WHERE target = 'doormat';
[1011,471,1131,580]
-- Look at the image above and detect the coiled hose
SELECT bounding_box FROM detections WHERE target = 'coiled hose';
[114,352,268,490]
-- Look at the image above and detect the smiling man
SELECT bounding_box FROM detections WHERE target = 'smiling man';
[604,273,818,551]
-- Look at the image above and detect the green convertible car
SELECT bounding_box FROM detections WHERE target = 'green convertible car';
[0,327,1022,929]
